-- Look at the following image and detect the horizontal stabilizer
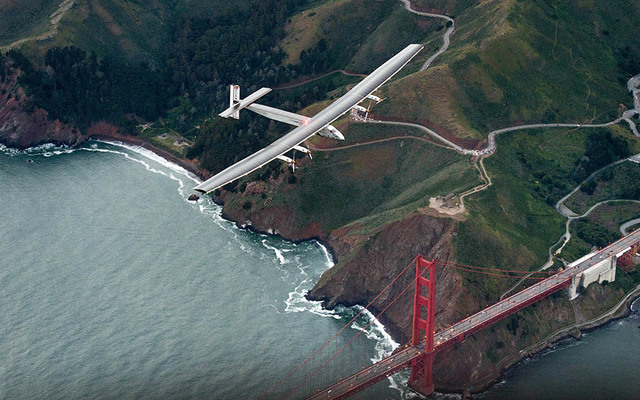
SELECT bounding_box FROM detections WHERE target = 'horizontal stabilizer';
[318,125,345,141]
[219,87,272,118]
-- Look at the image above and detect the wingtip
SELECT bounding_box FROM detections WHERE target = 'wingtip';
[193,187,207,194]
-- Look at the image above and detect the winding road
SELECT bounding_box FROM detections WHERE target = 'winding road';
[399,0,455,72]
[621,218,640,235]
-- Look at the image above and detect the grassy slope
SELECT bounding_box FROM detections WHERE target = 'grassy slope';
[280,0,440,73]
[0,0,62,47]
[233,121,477,233]
[456,125,639,280]
[20,0,172,61]
[346,5,440,72]
[12,0,248,62]
[377,0,639,140]
[281,0,397,67]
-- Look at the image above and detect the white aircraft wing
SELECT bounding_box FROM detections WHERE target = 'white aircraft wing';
[194,43,423,194]
[247,103,310,126]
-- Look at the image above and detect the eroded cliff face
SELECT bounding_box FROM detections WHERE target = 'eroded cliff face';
[212,174,330,241]
[0,65,83,149]
[215,186,512,389]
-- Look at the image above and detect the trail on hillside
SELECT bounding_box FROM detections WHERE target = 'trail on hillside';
[307,134,451,152]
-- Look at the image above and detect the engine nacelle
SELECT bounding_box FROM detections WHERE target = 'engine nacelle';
[318,125,345,141]
[366,94,383,103]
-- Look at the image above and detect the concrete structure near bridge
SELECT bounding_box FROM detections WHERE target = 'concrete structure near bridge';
[567,252,617,300]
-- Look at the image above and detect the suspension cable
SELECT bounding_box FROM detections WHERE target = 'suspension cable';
[283,265,422,399]
[261,255,419,399]
[435,258,555,275]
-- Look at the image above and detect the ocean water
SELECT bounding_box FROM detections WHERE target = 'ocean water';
[0,142,404,400]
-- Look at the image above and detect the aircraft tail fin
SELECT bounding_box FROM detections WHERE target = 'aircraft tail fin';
[219,85,271,119]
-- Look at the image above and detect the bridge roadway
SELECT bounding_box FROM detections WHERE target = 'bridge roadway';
[307,229,640,400]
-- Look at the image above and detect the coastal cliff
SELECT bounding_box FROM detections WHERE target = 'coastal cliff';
[0,64,82,148]
[0,62,207,179]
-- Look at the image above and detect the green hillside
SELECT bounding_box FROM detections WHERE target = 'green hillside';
[457,125,639,276]
[4,0,255,60]
[225,122,477,232]
[376,0,640,139]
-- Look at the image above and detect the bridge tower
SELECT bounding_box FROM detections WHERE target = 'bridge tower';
[408,256,436,396]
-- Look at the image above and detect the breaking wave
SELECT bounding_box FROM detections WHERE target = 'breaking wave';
[0,142,73,156]
[262,239,288,265]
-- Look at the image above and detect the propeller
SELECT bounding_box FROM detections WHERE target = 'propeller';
[292,151,296,173]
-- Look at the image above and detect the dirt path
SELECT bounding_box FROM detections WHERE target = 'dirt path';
[1,0,75,51]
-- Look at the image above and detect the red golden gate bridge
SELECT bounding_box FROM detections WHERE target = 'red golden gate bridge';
[260,230,640,400]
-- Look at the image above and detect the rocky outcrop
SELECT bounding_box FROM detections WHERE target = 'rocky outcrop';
[0,65,83,149]
[215,180,329,242]
[308,214,470,341]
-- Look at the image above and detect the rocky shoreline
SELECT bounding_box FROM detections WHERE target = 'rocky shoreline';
[469,286,640,395]
[87,132,210,181]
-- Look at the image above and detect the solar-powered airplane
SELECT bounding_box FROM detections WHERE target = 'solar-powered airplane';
[193,44,423,194]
